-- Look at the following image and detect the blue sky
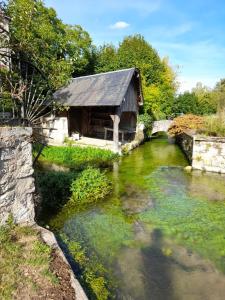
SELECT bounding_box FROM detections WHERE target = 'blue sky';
[45,0,225,92]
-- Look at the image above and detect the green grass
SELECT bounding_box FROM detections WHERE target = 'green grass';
[0,220,58,299]
[34,144,118,170]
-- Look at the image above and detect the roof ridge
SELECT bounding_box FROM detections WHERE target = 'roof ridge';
[72,68,136,80]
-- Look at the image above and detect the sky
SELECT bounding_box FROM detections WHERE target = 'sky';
[45,0,225,93]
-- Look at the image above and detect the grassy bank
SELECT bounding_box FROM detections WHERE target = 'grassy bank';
[34,145,118,170]
[0,219,75,300]
[35,145,116,221]
[34,145,115,298]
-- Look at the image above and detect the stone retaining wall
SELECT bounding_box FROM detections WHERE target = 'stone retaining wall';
[0,127,35,224]
[177,132,225,173]
[176,132,193,162]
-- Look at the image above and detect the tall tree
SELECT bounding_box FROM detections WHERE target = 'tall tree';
[95,44,118,73]
[6,0,94,89]
[213,79,225,116]
[95,35,177,119]
[173,82,218,117]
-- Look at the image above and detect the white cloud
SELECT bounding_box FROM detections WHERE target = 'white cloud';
[110,21,130,30]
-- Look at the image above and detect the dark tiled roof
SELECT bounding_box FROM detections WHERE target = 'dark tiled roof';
[54,68,138,106]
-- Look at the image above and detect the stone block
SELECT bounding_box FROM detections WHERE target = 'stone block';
[0,127,35,225]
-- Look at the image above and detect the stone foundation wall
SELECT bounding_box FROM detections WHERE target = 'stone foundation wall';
[176,133,193,163]
[177,132,225,173]
[121,123,145,153]
[0,127,35,224]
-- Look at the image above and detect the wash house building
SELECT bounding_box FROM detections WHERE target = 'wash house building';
[51,68,143,152]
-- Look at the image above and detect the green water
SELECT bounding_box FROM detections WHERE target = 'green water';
[49,138,225,300]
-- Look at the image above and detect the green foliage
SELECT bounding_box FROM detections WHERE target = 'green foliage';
[213,79,225,116]
[173,90,216,116]
[173,92,200,115]
[6,0,94,89]
[35,171,77,216]
[138,113,154,137]
[70,167,111,206]
[37,145,118,169]
[95,44,118,73]
[95,35,177,119]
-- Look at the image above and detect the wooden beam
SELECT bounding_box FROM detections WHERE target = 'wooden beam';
[112,114,120,153]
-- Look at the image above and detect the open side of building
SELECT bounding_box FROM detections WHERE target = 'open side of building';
[48,68,143,152]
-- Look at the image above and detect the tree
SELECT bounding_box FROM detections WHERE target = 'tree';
[173,82,217,117]
[213,79,225,116]
[95,44,118,73]
[95,35,177,119]
[192,82,216,115]
[172,92,200,115]
[6,0,94,89]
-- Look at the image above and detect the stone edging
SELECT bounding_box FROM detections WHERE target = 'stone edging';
[35,225,89,300]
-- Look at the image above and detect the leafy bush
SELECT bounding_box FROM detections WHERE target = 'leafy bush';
[35,145,118,170]
[168,114,204,136]
[138,113,154,137]
[35,171,77,218]
[70,168,111,206]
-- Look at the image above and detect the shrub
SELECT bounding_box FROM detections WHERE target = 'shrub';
[168,114,204,136]
[138,113,154,137]
[35,171,77,217]
[70,167,111,206]
[35,145,118,170]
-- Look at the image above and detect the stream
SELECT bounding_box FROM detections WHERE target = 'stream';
[47,137,225,300]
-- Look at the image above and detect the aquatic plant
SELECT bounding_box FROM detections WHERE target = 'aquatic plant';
[70,167,111,206]
[139,167,225,272]
[60,234,112,300]
[34,145,118,170]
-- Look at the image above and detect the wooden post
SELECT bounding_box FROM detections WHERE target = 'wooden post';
[111,114,120,153]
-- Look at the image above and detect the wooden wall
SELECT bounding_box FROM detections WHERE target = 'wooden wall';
[120,78,139,113]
